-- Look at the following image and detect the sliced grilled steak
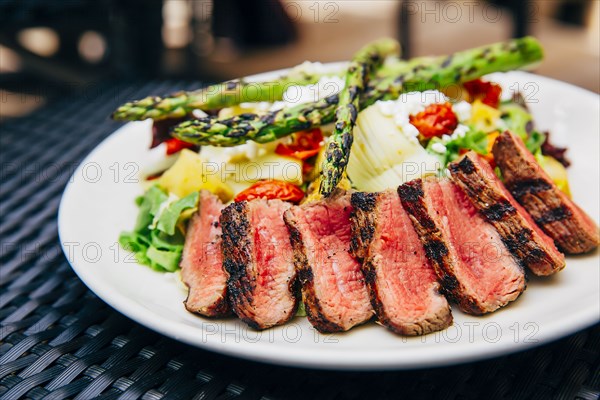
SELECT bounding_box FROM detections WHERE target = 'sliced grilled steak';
[181,190,229,317]
[350,190,452,334]
[220,199,297,329]
[398,178,526,314]
[449,151,565,276]
[284,192,373,332]
[493,131,599,254]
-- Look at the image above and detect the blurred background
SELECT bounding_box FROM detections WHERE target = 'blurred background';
[1,0,598,121]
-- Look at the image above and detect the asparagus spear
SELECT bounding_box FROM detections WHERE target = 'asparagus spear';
[319,39,399,197]
[111,61,406,121]
[171,59,422,147]
[173,37,544,147]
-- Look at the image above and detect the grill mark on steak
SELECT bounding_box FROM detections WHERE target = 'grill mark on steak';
[397,184,436,230]
[284,192,373,333]
[351,190,452,335]
[423,239,450,264]
[493,131,599,254]
[456,156,476,174]
[449,151,565,275]
[220,202,255,325]
[510,179,553,199]
[349,192,377,261]
[398,180,465,309]
[181,191,230,317]
[481,201,516,221]
[221,199,297,329]
[535,206,572,225]
[398,178,525,315]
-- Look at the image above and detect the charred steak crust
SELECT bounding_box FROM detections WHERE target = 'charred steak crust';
[186,290,230,317]
[493,131,600,254]
[284,214,344,332]
[448,152,565,276]
[398,180,483,314]
[350,191,452,335]
[349,192,378,261]
[220,202,259,328]
[349,192,383,321]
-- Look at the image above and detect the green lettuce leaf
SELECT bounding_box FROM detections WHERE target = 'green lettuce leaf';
[146,246,182,272]
[157,191,199,235]
[133,185,168,232]
[500,103,532,139]
[524,130,546,155]
[120,185,196,273]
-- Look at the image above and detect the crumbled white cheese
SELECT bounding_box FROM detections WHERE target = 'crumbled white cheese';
[393,113,409,127]
[291,61,329,76]
[219,140,259,162]
[377,100,396,117]
[247,102,272,112]
[200,137,288,164]
[431,142,447,154]
[452,101,472,122]
[452,124,469,139]
[283,76,345,106]
[377,90,449,116]
[192,109,208,119]
[401,123,420,140]
[268,101,286,112]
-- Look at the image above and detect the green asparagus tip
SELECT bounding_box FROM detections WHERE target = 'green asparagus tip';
[517,36,544,67]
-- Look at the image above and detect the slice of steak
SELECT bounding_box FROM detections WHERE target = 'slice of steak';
[220,199,297,329]
[284,192,373,332]
[180,190,229,317]
[449,151,565,276]
[398,178,525,314]
[493,131,599,254]
[350,190,452,335]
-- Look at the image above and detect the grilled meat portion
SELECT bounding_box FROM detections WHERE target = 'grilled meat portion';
[449,152,565,276]
[220,199,297,329]
[181,190,229,317]
[493,131,599,254]
[350,190,452,335]
[284,192,373,332]
[398,178,526,314]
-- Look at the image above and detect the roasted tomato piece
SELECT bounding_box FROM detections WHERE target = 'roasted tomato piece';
[234,180,305,203]
[409,102,458,139]
[164,137,197,155]
[463,79,502,108]
[275,128,323,160]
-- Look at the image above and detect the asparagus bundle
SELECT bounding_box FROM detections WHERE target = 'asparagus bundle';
[319,39,399,197]
[111,61,407,121]
[172,37,543,147]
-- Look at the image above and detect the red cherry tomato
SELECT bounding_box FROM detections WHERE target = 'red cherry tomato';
[409,102,458,139]
[275,128,324,160]
[234,180,305,203]
[164,138,196,155]
[463,79,502,108]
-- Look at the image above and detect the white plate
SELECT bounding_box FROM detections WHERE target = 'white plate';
[58,69,600,370]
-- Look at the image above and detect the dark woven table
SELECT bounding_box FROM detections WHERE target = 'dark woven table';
[1,82,599,400]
